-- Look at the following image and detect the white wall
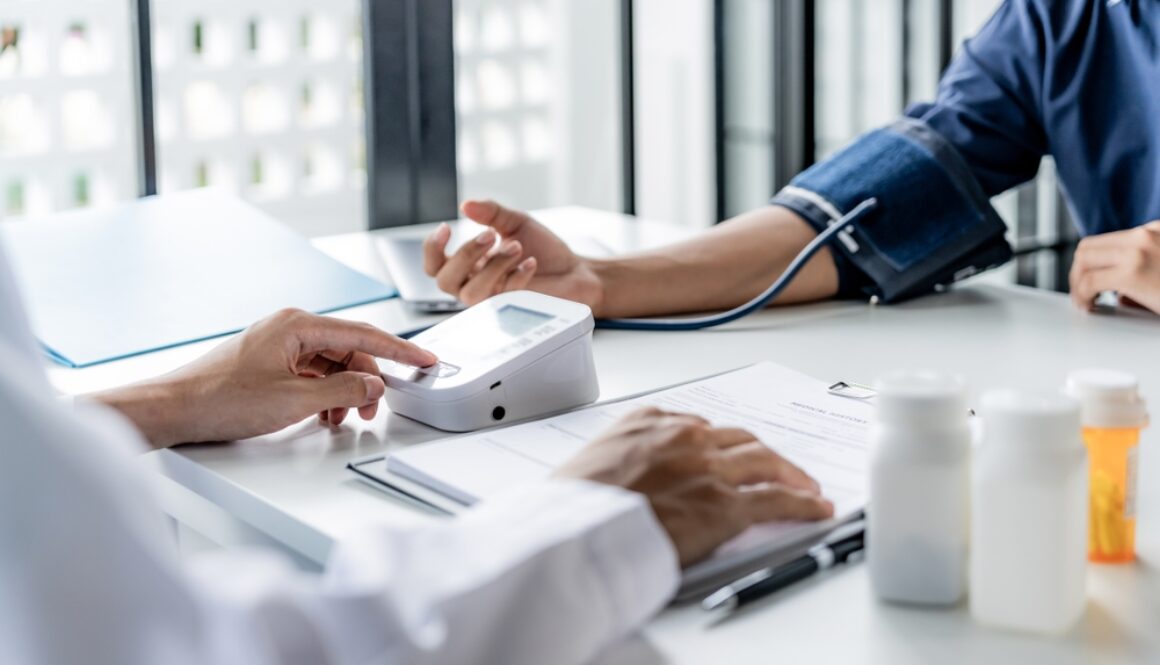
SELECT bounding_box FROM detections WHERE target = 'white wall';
[633,0,716,228]
[721,0,773,218]
[553,0,622,211]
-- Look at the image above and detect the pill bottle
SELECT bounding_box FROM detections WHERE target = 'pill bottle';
[868,371,970,605]
[1065,369,1148,563]
[970,390,1087,635]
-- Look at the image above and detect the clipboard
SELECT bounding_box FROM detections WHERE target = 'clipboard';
[350,362,874,601]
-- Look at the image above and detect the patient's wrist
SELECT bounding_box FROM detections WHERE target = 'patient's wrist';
[585,258,613,318]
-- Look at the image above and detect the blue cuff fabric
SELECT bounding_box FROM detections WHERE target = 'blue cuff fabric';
[771,118,1012,303]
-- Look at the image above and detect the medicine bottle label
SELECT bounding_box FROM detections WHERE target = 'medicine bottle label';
[1125,446,1138,519]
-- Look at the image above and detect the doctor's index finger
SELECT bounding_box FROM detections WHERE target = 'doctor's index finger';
[715,440,822,493]
[292,315,437,367]
[704,427,759,449]
[743,485,835,524]
[702,427,820,490]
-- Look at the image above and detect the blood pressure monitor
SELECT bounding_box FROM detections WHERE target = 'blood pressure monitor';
[379,291,599,432]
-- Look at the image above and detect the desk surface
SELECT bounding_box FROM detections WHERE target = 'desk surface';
[49,207,1160,664]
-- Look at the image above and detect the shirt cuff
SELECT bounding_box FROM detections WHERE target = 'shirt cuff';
[468,479,681,634]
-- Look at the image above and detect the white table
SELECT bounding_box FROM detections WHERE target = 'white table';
[48,207,1159,664]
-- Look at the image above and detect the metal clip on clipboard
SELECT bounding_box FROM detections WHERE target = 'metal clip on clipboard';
[829,379,977,416]
[827,380,877,401]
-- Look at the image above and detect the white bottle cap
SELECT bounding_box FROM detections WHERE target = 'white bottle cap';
[1064,369,1149,429]
[979,389,1082,451]
[874,370,968,428]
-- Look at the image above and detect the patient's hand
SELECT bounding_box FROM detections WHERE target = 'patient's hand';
[1070,221,1160,313]
[555,407,834,567]
[93,309,437,448]
[423,200,606,312]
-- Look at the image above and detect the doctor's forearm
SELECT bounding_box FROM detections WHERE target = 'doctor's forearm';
[589,206,839,318]
[90,378,195,449]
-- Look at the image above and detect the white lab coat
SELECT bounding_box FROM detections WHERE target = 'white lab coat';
[0,244,679,665]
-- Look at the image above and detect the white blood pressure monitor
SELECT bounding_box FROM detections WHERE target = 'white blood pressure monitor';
[379,291,599,432]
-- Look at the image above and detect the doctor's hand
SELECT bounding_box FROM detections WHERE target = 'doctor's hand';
[93,309,437,449]
[554,407,834,567]
[1070,222,1160,313]
[424,199,606,313]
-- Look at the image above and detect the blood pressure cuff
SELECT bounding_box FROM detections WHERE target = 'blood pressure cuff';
[771,118,1012,303]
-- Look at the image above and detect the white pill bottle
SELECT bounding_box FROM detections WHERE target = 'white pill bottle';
[971,390,1088,634]
[868,371,971,605]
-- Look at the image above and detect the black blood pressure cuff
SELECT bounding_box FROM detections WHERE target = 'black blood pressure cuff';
[771,118,1013,303]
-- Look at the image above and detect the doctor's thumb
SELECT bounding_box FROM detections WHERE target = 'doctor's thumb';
[300,372,386,412]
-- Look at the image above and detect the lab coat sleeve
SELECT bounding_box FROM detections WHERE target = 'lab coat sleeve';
[187,479,680,665]
[313,481,679,664]
[2,378,679,665]
[907,0,1049,196]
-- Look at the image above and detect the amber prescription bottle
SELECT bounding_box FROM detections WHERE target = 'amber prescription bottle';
[1065,370,1149,563]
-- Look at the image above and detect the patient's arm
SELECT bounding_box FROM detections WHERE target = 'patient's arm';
[424,200,839,318]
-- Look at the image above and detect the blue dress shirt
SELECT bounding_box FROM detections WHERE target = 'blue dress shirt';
[909,0,1160,234]
[773,0,1160,299]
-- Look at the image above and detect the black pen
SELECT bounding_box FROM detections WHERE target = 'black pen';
[701,523,866,612]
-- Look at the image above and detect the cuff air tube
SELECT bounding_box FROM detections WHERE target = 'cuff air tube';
[771,118,1013,303]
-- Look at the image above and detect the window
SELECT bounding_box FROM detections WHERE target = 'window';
[0,1,138,217]
[1,0,629,235]
[151,1,367,236]
[0,0,464,236]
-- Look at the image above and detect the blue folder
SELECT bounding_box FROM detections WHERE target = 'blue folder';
[0,191,397,368]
